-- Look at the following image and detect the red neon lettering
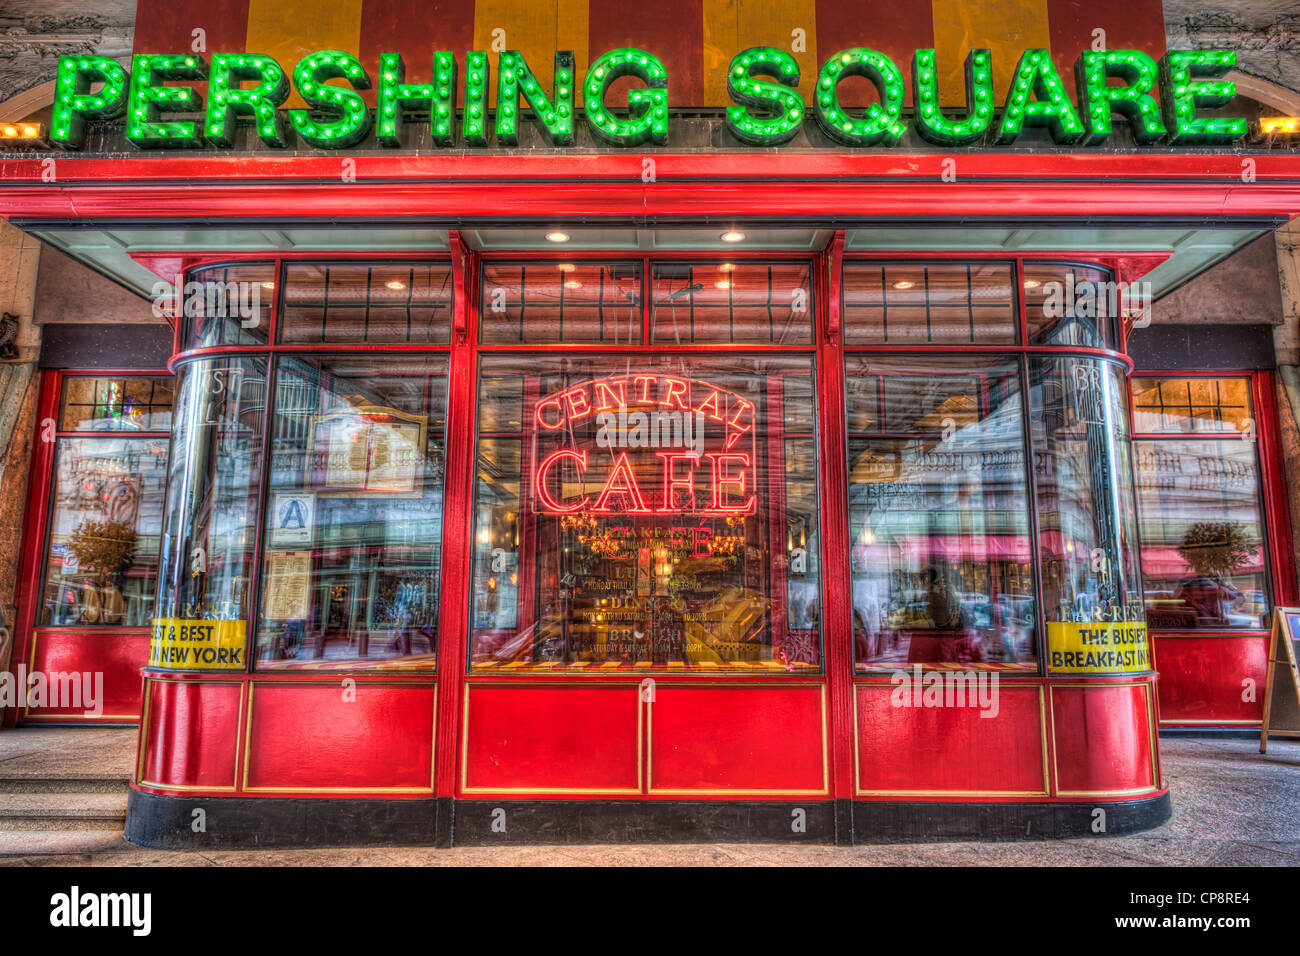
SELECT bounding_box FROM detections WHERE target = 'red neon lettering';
[691,527,714,557]
[725,398,755,450]
[657,453,699,513]
[535,396,565,430]
[592,452,650,513]
[694,389,723,421]
[660,377,690,411]
[535,449,590,513]
[706,453,755,514]
[563,385,592,420]
[632,375,658,404]
[593,379,627,411]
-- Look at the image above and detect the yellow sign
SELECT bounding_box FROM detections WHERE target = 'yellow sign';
[1047,621,1151,674]
[149,619,247,670]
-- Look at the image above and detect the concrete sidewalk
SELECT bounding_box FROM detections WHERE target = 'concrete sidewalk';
[0,728,1296,866]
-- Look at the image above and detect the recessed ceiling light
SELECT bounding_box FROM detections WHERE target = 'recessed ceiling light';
[718,263,735,272]
[385,280,406,290]
[720,231,745,243]
[715,280,732,290]
[545,231,570,243]
[893,280,915,290]
[1023,279,1042,289]
[557,263,576,272]
[260,281,275,290]
[564,279,582,289]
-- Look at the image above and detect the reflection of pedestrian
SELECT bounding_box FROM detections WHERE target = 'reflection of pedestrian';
[927,566,960,629]
[1174,576,1242,627]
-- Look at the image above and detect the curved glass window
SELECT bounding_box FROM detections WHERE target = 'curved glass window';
[180,263,274,350]
[847,356,1037,672]
[153,357,267,668]
[1029,357,1149,673]
[1023,263,1118,350]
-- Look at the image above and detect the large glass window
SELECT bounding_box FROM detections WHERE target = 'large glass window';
[1030,357,1148,672]
[470,354,822,671]
[651,262,813,344]
[846,356,1037,671]
[1132,376,1270,629]
[480,261,641,344]
[254,356,449,669]
[39,376,172,629]
[842,262,1017,346]
[279,262,452,345]
[155,358,266,637]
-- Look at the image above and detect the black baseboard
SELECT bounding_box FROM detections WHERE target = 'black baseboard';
[125,788,1172,849]
[125,788,440,849]
[852,791,1172,843]
[1160,728,1261,739]
[450,799,836,844]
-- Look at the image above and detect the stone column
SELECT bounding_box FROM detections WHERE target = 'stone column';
[1274,218,1300,602]
[0,221,42,725]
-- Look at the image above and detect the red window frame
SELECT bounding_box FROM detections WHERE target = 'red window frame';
[7,369,173,726]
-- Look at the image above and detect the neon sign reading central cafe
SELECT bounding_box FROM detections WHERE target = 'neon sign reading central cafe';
[49,45,1247,150]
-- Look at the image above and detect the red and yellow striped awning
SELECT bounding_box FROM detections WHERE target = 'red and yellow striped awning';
[132,0,1167,108]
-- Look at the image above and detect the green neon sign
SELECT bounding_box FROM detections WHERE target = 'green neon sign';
[49,45,1247,151]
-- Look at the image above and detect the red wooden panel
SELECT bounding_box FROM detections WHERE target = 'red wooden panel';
[589,0,704,107]
[1051,682,1157,795]
[1046,0,1167,98]
[815,0,933,107]
[462,684,641,793]
[139,679,242,790]
[854,683,1046,795]
[649,685,826,794]
[23,631,148,721]
[1153,634,1268,726]
[244,682,436,792]
[133,0,251,55]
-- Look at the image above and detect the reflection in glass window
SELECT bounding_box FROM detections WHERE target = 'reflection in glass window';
[847,356,1037,672]
[1133,377,1270,629]
[255,356,448,669]
[59,376,173,432]
[155,357,267,630]
[480,262,641,344]
[470,355,822,671]
[280,262,453,345]
[1132,376,1252,435]
[1029,357,1143,627]
[40,437,169,628]
[842,262,1016,345]
[1023,263,1117,349]
[651,262,813,344]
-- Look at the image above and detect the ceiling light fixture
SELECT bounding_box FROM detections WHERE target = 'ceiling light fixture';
[720,231,745,243]
[893,280,915,290]
[385,280,406,290]
[545,231,570,243]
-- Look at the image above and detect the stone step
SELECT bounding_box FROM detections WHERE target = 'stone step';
[0,773,129,794]
[0,792,127,831]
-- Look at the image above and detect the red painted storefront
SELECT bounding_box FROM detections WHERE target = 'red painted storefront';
[2,152,1297,845]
